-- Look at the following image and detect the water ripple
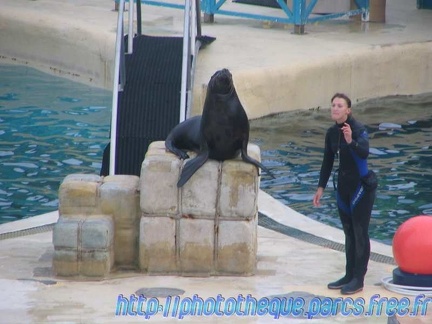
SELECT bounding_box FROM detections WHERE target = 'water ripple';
[0,64,111,223]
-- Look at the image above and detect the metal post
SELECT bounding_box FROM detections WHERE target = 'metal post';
[195,0,202,36]
[292,0,306,34]
[110,0,127,175]
[202,0,215,23]
[180,0,192,122]
[128,0,134,54]
[137,0,142,35]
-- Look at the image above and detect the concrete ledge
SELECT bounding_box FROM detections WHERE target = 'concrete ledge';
[0,1,116,89]
[218,42,432,119]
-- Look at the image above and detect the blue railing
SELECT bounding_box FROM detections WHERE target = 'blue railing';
[138,0,369,34]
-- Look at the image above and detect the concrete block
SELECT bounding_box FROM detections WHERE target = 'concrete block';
[100,177,141,221]
[81,216,114,250]
[246,143,261,162]
[101,176,140,220]
[145,141,167,156]
[139,216,177,273]
[52,217,82,250]
[59,174,101,215]
[99,175,140,267]
[52,249,79,277]
[219,159,259,219]
[80,250,114,278]
[181,160,219,218]
[179,219,214,275]
[140,143,181,215]
[52,214,114,278]
[217,219,257,275]
[114,227,139,267]
[63,174,102,183]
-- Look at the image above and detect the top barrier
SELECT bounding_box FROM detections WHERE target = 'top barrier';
[139,0,370,34]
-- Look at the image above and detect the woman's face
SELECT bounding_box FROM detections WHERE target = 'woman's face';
[331,97,351,124]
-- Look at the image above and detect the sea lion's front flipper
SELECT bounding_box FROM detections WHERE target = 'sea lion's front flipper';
[240,148,276,179]
[165,139,189,160]
[177,152,209,187]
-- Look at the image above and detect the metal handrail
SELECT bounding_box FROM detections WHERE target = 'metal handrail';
[109,0,200,174]
[180,0,200,122]
[109,0,127,175]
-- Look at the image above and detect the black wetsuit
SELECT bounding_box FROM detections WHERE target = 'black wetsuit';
[317,115,376,282]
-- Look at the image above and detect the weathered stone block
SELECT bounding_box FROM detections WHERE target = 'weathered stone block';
[52,249,79,277]
[99,175,140,267]
[140,143,181,215]
[217,219,257,275]
[145,141,167,156]
[246,143,261,162]
[80,250,114,278]
[139,216,177,273]
[114,227,139,267]
[59,174,102,215]
[181,160,219,218]
[81,216,114,250]
[52,217,82,249]
[63,174,102,183]
[179,219,214,275]
[100,175,140,222]
[52,213,114,278]
[219,160,259,219]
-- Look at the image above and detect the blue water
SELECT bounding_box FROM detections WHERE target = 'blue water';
[0,64,111,223]
[1,64,431,246]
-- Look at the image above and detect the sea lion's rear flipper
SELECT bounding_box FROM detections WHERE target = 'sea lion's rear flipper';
[177,152,209,187]
[241,149,276,179]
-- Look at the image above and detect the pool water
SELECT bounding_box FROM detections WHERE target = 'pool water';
[251,94,432,245]
[1,64,431,246]
[0,64,111,223]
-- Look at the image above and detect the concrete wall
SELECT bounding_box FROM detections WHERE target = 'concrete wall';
[194,42,432,119]
[0,3,116,89]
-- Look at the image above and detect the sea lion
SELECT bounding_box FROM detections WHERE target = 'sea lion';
[165,115,201,160]
[165,68,274,187]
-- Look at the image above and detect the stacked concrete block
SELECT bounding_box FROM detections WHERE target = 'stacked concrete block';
[139,141,260,276]
[139,216,177,273]
[139,142,180,273]
[100,175,140,268]
[53,140,260,278]
[53,173,140,278]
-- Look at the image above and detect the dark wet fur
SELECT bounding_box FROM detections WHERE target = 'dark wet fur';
[165,115,201,160]
[166,68,274,187]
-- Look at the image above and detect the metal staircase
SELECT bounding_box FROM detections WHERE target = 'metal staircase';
[101,0,214,176]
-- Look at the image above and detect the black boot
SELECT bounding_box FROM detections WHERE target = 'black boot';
[341,278,363,295]
[327,276,352,289]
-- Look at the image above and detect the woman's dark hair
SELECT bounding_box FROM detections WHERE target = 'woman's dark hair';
[331,93,352,108]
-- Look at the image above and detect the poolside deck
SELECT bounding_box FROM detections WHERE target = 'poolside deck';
[1,0,432,322]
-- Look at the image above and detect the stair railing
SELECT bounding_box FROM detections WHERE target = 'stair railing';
[110,0,199,174]
[180,0,200,122]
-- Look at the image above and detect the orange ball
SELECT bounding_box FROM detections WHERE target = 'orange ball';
[393,215,432,275]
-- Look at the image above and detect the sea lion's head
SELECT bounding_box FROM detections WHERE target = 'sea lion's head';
[208,68,234,96]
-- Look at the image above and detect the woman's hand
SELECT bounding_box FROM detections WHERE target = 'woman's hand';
[313,187,324,207]
[341,123,352,144]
